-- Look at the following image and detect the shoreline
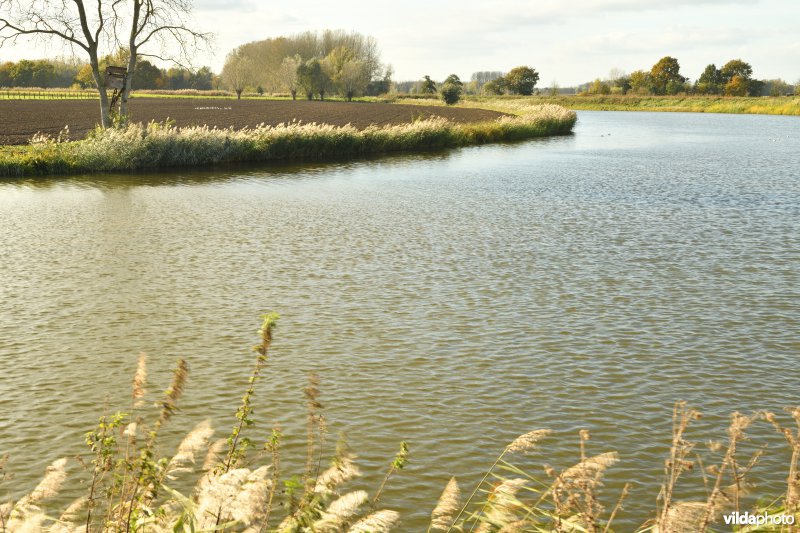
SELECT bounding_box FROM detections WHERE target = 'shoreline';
[0,102,576,178]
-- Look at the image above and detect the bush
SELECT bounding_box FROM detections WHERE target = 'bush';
[440,74,463,105]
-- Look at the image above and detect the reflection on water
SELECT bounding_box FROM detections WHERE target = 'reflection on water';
[1,111,798,529]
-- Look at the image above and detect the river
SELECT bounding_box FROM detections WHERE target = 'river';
[1,110,799,529]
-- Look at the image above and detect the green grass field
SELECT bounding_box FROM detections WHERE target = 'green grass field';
[469,94,800,116]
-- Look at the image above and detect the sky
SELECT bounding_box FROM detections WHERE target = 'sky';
[2,0,799,86]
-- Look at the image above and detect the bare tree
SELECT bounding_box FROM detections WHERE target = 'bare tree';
[277,55,301,99]
[0,0,210,127]
[114,0,212,116]
[0,0,114,126]
[337,60,369,101]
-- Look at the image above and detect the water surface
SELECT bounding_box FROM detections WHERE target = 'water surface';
[1,111,799,528]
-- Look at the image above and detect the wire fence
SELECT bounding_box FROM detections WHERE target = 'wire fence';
[0,90,99,100]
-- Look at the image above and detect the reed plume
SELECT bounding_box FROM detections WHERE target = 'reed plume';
[348,510,400,532]
[429,476,460,531]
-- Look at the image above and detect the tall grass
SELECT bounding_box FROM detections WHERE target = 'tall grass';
[1,318,798,532]
[0,104,576,178]
[434,95,800,116]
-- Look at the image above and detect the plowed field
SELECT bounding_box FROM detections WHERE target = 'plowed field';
[0,98,507,145]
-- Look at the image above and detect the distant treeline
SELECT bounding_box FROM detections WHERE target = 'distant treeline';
[575,57,799,97]
[220,30,393,100]
[0,56,216,91]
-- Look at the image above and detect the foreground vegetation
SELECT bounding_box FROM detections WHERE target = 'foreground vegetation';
[0,101,576,177]
[1,316,799,532]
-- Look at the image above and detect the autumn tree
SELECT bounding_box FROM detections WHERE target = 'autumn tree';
[628,70,652,94]
[504,66,539,95]
[720,59,753,96]
[650,56,684,95]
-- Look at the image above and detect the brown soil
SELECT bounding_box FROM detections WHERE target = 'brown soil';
[0,98,506,145]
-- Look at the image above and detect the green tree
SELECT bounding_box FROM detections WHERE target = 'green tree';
[131,59,162,89]
[720,59,753,83]
[296,58,331,100]
[504,66,539,95]
[440,73,463,105]
[696,64,721,94]
[482,77,506,95]
[190,67,213,90]
[420,75,437,94]
[365,65,393,96]
[650,56,684,95]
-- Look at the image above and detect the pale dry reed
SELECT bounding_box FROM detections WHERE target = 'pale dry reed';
[429,477,460,531]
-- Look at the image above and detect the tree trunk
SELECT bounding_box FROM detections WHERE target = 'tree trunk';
[89,56,111,128]
[119,53,137,119]
[291,89,296,100]
[236,89,243,100]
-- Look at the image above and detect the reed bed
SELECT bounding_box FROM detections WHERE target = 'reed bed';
[1,317,798,532]
[0,103,576,177]
[465,95,800,116]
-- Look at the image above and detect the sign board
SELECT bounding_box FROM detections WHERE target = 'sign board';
[105,66,127,90]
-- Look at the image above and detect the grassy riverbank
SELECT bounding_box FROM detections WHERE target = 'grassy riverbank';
[0,101,575,177]
[1,317,798,532]
[453,94,800,116]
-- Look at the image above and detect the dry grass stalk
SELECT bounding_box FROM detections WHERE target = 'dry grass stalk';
[304,372,323,495]
[550,452,619,531]
[348,509,400,532]
[449,429,551,531]
[203,439,227,472]
[657,501,707,532]
[764,407,800,518]
[602,483,631,533]
[429,476,460,531]
[196,466,272,529]
[132,352,147,408]
[6,458,68,529]
[506,430,553,454]
[699,412,755,530]
[656,401,701,532]
[166,419,214,479]
[476,478,529,532]
[315,452,361,496]
[313,490,368,531]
